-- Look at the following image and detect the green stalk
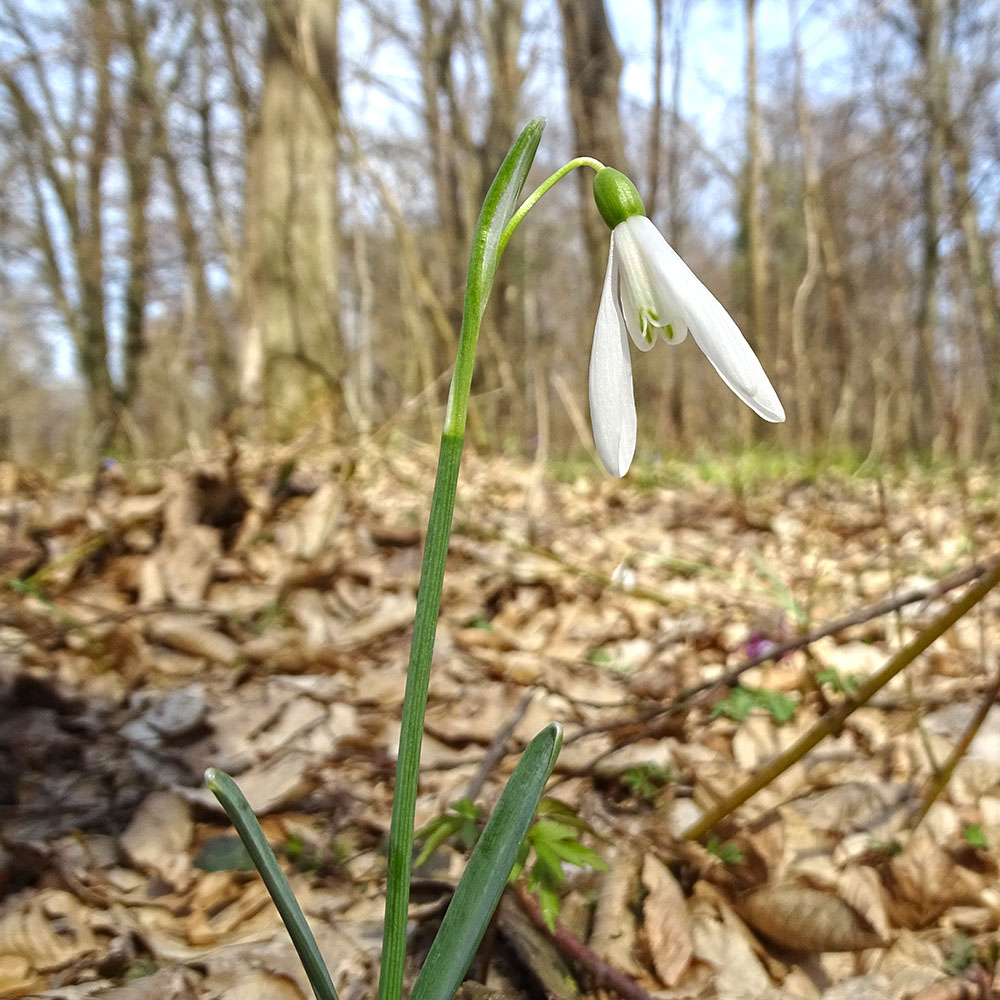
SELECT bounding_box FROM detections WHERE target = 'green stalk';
[498,156,604,256]
[378,119,544,1000]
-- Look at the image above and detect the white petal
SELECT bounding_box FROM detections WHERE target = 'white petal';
[624,216,785,422]
[613,223,661,352]
[589,234,637,476]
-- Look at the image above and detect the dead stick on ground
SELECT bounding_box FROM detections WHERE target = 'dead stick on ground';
[682,555,1000,841]
[912,666,1000,828]
[512,883,656,1000]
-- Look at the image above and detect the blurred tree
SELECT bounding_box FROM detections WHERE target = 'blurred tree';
[555,0,628,288]
[0,0,122,448]
[241,0,344,438]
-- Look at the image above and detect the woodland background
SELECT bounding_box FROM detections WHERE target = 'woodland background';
[2,0,1000,469]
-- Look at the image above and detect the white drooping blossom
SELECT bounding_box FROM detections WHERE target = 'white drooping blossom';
[589,168,785,477]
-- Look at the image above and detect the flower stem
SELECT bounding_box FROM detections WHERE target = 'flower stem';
[378,119,544,1000]
[498,156,604,256]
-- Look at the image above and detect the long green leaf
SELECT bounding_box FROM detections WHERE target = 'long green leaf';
[475,118,544,319]
[409,722,563,1000]
[205,768,339,1000]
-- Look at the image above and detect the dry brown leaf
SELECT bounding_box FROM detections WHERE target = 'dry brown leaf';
[0,953,41,1000]
[77,965,202,1000]
[836,866,892,943]
[908,970,993,1000]
[589,849,642,976]
[689,885,772,997]
[155,525,220,605]
[216,751,316,814]
[275,481,343,560]
[737,883,887,952]
[120,791,194,891]
[215,970,306,1000]
[145,614,239,665]
[886,827,982,927]
[640,853,693,987]
[0,889,97,974]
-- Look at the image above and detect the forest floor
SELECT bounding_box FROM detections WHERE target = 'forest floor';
[2,442,1000,1000]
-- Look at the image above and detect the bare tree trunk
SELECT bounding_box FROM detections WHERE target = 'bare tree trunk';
[911,0,946,452]
[0,0,121,448]
[555,0,628,288]
[242,0,343,438]
[735,0,772,445]
[665,0,689,252]
[416,0,473,342]
[647,0,665,220]
[788,0,820,450]
[945,116,1000,442]
[743,0,767,368]
[120,0,237,426]
[475,0,525,444]
[121,13,153,411]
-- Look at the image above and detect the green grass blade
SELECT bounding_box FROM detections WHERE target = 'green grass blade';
[205,768,339,1000]
[409,722,563,1000]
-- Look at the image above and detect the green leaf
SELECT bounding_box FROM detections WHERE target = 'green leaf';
[548,839,607,870]
[193,835,256,872]
[816,668,859,695]
[756,688,797,724]
[705,837,744,864]
[531,839,567,886]
[711,685,797,725]
[413,816,462,868]
[507,837,531,884]
[538,881,561,933]
[943,933,976,975]
[475,119,544,313]
[530,819,576,842]
[409,722,562,1000]
[621,763,673,800]
[963,823,989,849]
[205,769,340,1000]
[414,799,486,865]
[711,686,755,722]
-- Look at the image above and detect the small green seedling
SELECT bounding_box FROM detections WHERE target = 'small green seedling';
[711,685,797,724]
[962,823,989,850]
[414,798,485,866]
[816,667,860,696]
[943,933,977,975]
[416,796,606,932]
[705,837,744,864]
[512,799,608,931]
[621,763,673,801]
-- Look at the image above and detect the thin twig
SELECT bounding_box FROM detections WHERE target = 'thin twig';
[911,666,1000,828]
[465,690,535,802]
[512,883,656,1000]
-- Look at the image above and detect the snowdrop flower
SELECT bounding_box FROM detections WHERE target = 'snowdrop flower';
[589,168,785,476]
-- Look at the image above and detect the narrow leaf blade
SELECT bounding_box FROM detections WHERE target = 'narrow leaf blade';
[472,118,544,311]
[205,768,340,1000]
[409,722,563,1000]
